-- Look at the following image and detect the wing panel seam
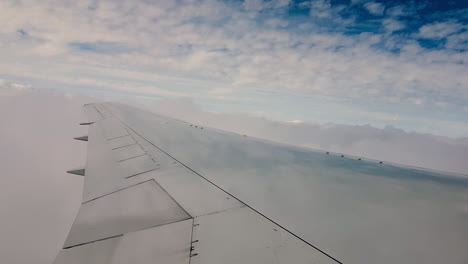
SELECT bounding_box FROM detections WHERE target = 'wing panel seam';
[83,179,154,204]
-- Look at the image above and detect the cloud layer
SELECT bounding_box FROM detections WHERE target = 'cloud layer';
[0,0,467,136]
[0,87,88,264]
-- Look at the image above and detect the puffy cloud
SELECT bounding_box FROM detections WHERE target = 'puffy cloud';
[243,0,290,11]
[386,5,407,17]
[446,31,468,50]
[309,0,333,18]
[364,2,385,16]
[0,0,466,136]
[0,79,32,95]
[418,21,465,39]
[382,18,405,33]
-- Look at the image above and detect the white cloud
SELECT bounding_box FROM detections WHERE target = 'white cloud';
[382,19,405,33]
[0,0,466,137]
[418,21,465,39]
[286,119,305,124]
[364,2,385,16]
[265,18,289,28]
[309,0,333,18]
[446,31,468,50]
[0,79,32,95]
[244,0,266,11]
[243,0,290,11]
[386,5,406,17]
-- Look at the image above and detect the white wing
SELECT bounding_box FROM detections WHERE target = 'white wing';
[53,102,340,264]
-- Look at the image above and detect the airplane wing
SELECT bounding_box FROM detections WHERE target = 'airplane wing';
[53,102,468,264]
[53,102,339,264]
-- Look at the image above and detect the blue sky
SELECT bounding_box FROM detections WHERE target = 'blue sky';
[0,0,467,136]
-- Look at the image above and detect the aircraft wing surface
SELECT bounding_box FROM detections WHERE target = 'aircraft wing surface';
[53,102,339,264]
[53,102,468,264]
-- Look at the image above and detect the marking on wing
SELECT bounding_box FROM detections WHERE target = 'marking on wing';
[117,153,147,162]
[125,168,158,179]
[119,154,159,178]
[99,118,129,140]
[153,177,192,218]
[112,143,138,150]
[107,135,136,149]
[113,144,146,161]
[83,179,155,204]
[107,134,132,141]
[122,128,244,217]
[189,219,196,264]
[190,207,339,264]
[63,234,124,249]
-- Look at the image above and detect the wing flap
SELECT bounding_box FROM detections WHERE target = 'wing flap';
[54,219,192,264]
[64,180,190,248]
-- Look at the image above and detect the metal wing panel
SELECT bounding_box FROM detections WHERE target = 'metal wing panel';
[123,128,244,217]
[53,236,121,264]
[150,166,243,217]
[119,154,159,178]
[108,135,137,149]
[191,206,337,264]
[111,219,192,264]
[57,102,468,264]
[57,102,271,263]
[83,104,104,123]
[82,122,123,201]
[54,219,193,264]
[94,103,114,119]
[99,118,129,140]
[112,144,144,160]
[126,128,180,171]
[82,118,159,202]
[64,180,190,248]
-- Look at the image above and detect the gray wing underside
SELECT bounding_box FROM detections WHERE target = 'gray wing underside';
[53,103,339,264]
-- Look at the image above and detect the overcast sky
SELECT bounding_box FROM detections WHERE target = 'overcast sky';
[1,0,467,263]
